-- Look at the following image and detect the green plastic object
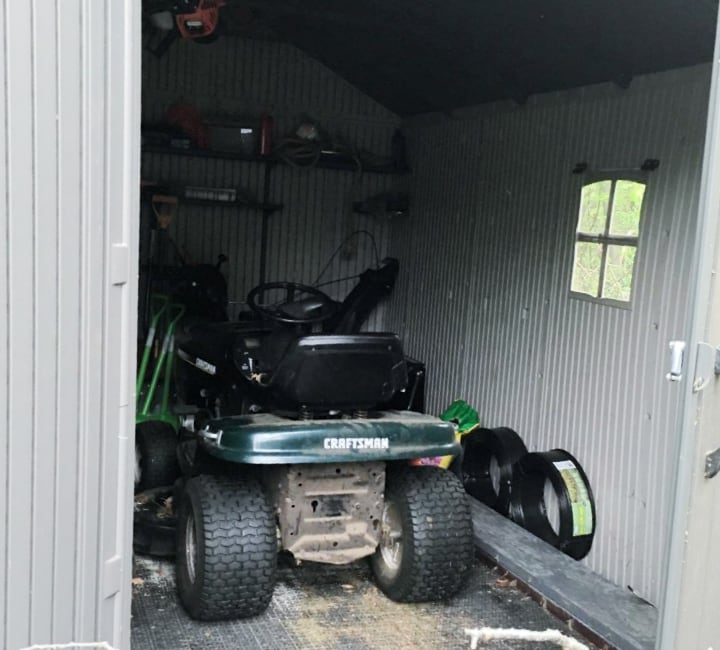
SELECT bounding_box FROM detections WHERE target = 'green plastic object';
[440,399,480,434]
[136,294,186,430]
[196,411,460,465]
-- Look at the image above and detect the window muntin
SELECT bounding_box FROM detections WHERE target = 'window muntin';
[570,177,646,303]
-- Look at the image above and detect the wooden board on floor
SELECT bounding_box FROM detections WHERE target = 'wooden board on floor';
[470,498,657,650]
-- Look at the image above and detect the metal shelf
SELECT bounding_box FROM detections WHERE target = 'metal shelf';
[142,144,266,163]
[180,196,283,212]
[141,144,409,174]
[141,189,282,213]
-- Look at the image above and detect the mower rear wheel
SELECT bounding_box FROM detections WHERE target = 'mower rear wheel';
[135,421,180,492]
[176,474,277,621]
[370,465,473,602]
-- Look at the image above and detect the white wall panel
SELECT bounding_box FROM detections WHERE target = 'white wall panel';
[388,65,711,605]
[142,37,401,322]
[0,1,140,648]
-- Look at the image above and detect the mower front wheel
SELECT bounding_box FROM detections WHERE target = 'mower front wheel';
[176,474,277,621]
[370,465,474,602]
[135,421,180,492]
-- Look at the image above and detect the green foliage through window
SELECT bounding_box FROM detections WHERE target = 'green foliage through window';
[570,177,645,303]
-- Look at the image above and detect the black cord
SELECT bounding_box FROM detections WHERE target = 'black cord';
[274,135,363,173]
[274,138,322,168]
[312,230,380,286]
[314,274,361,289]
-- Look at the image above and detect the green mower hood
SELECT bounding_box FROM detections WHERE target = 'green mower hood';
[197,411,459,464]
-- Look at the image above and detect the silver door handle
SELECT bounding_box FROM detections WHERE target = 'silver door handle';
[666,340,686,382]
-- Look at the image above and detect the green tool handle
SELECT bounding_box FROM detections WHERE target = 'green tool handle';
[136,294,170,397]
[140,301,186,417]
[167,302,186,329]
[159,303,186,414]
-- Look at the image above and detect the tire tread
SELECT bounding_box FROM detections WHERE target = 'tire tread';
[177,474,277,620]
[374,466,474,602]
[136,421,179,491]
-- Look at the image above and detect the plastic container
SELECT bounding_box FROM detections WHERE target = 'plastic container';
[207,122,258,155]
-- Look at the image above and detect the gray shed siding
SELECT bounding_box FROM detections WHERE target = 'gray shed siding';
[1,2,140,649]
[658,20,720,645]
[141,37,402,328]
[387,64,711,605]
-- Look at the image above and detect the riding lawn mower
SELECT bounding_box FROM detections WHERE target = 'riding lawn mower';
[134,256,474,621]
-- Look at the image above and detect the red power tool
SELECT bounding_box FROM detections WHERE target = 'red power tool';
[145,0,227,56]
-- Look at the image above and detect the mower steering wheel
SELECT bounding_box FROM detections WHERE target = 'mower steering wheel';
[247,281,338,325]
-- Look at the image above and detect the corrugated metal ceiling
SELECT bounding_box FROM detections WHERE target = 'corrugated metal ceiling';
[223,0,718,115]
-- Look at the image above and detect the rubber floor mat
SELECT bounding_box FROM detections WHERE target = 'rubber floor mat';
[131,555,593,650]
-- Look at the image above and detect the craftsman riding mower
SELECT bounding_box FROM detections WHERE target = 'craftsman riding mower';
[143,258,474,621]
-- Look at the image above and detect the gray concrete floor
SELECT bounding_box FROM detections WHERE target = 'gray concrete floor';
[131,554,593,650]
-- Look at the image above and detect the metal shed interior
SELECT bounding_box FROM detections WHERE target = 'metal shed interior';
[138,0,720,644]
[141,0,717,611]
[2,2,720,649]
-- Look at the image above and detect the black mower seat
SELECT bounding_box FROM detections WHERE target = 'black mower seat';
[270,333,407,410]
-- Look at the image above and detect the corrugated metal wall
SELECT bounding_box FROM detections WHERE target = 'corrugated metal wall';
[0,1,140,649]
[142,37,402,327]
[387,65,711,605]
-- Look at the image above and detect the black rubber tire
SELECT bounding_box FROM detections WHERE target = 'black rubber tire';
[460,427,528,515]
[176,437,198,477]
[176,474,277,621]
[133,487,177,558]
[510,449,596,560]
[135,421,180,492]
[370,465,474,602]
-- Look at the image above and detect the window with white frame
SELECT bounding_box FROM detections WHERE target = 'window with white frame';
[570,176,647,303]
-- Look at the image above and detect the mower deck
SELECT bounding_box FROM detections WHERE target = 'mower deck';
[131,554,591,650]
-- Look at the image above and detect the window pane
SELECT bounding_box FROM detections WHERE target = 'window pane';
[577,181,611,234]
[609,180,645,237]
[571,242,603,297]
[602,245,637,302]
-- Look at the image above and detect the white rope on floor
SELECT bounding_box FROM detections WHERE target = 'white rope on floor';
[20,641,117,650]
[465,627,589,650]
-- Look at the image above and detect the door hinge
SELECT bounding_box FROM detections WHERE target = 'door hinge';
[692,342,720,393]
[705,447,720,479]
[111,243,129,286]
[102,554,122,598]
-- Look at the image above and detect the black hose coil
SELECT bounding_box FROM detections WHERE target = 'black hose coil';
[460,427,528,515]
[509,449,596,560]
